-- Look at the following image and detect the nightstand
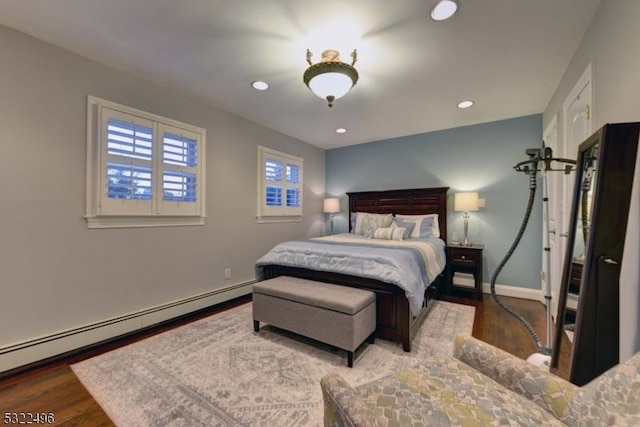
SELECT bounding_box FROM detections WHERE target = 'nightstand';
[445,244,484,301]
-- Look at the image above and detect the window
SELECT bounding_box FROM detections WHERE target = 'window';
[257,146,303,221]
[86,96,206,228]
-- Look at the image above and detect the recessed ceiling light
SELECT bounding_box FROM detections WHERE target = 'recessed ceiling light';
[335,128,347,134]
[251,80,269,91]
[431,0,458,21]
[457,100,474,109]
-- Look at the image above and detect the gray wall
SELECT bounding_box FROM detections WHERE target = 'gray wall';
[326,114,543,289]
[543,1,640,359]
[0,25,325,347]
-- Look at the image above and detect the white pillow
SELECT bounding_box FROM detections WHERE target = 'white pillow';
[394,214,440,238]
[373,226,405,241]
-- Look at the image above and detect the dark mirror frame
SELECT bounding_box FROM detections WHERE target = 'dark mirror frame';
[550,122,640,386]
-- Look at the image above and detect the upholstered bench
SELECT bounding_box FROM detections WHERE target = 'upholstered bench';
[253,276,376,367]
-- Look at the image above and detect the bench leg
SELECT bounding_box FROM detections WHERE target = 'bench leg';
[347,351,354,368]
[366,331,376,344]
[253,320,259,332]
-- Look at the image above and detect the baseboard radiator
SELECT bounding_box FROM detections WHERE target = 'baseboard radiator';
[0,281,254,374]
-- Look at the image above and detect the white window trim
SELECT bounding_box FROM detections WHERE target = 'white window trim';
[257,145,303,223]
[85,96,206,228]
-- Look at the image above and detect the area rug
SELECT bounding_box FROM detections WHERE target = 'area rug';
[72,300,475,426]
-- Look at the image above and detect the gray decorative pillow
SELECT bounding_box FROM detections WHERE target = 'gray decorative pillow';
[395,214,440,238]
[355,212,393,237]
[393,219,416,239]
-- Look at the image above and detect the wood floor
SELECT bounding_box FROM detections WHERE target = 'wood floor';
[0,294,553,426]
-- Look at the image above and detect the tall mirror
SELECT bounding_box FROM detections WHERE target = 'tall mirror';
[551,143,598,381]
[551,122,639,386]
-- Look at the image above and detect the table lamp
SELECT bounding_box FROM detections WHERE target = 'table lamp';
[454,192,479,246]
[323,198,340,235]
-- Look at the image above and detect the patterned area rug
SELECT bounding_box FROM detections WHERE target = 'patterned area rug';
[72,300,474,426]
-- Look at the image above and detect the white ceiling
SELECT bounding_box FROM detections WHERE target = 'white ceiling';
[0,0,601,149]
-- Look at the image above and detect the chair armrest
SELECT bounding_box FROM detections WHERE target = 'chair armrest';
[320,373,372,427]
[452,334,578,420]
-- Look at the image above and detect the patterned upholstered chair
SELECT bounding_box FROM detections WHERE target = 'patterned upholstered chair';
[321,334,640,426]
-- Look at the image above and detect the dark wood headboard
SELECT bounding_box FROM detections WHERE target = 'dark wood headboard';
[347,187,449,241]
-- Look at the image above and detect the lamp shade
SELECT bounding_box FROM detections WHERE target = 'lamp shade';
[454,192,479,212]
[323,198,340,214]
[308,72,354,101]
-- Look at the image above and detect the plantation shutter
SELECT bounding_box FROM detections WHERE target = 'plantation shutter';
[100,108,154,215]
[158,124,201,215]
[265,157,283,207]
[286,163,301,208]
[257,146,303,218]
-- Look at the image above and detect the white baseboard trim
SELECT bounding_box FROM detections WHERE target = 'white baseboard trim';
[0,281,254,374]
[482,282,542,301]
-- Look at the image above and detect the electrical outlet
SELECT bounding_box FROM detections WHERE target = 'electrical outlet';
[224,268,231,279]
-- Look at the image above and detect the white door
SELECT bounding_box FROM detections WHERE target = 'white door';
[561,65,593,315]
[543,117,561,322]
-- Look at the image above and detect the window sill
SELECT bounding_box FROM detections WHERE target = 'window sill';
[85,215,206,229]
[256,215,302,224]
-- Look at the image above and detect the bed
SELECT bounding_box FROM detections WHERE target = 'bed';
[256,187,449,352]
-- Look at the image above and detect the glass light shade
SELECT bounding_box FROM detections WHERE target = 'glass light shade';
[454,192,479,212]
[323,197,340,214]
[308,73,354,100]
[431,0,458,21]
[251,80,269,90]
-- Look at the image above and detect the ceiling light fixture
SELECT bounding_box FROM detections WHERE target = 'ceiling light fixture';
[431,0,458,21]
[303,49,358,108]
[336,128,347,134]
[251,80,269,91]
[457,100,474,109]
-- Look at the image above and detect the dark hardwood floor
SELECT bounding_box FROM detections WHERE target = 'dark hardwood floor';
[0,294,555,426]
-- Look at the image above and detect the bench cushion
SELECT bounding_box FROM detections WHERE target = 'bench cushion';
[253,276,375,315]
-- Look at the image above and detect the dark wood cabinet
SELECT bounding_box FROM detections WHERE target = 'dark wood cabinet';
[568,261,583,294]
[445,245,483,301]
[563,261,583,325]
